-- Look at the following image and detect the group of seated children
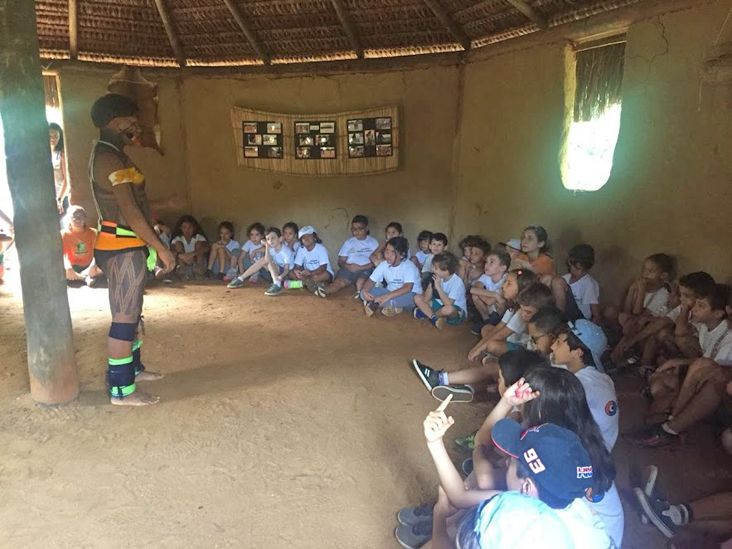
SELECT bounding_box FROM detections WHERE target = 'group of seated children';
[393,235,731,547]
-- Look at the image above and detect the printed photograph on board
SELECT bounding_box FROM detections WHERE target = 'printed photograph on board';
[375,117,392,130]
[296,147,311,159]
[244,146,259,157]
[246,134,262,145]
[376,144,392,156]
[319,122,335,134]
[376,132,391,144]
[364,129,376,146]
[268,147,283,158]
[295,122,310,134]
[317,135,333,147]
[263,134,279,146]
[320,147,336,159]
[266,122,282,134]
[243,122,258,134]
[299,135,314,147]
[347,120,363,132]
[349,133,364,145]
[349,146,365,158]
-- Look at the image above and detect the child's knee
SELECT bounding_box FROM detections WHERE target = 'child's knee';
[484,340,506,356]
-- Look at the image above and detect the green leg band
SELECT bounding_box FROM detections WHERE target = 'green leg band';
[108,355,136,398]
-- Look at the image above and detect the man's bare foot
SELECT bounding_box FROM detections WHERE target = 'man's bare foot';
[110,391,160,406]
[136,370,164,381]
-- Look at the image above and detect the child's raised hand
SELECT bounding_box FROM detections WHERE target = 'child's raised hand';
[423,395,454,442]
[432,273,443,290]
[503,378,539,407]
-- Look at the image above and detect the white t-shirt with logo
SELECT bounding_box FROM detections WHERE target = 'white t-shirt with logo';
[574,367,619,451]
[338,235,379,266]
[268,244,294,269]
[413,249,429,267]
[294,243,334,275]
[644,287,670,317]
[436,273,467,312]
[698,319,732,366]
[224,239,241,253]
[369,259,422,294]
[562,273,600,320]
[474,274,506,314]
[171,233,206,253]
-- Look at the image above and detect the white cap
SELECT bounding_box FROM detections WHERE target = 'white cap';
[298,225,316,238]
[504,239,521,251]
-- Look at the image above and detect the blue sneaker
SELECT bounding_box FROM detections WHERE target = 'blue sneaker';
[264,283,283,296]
[396,503,433,526]
[395,520,432,549]
[227,277,245,289]
[413,308,429,320]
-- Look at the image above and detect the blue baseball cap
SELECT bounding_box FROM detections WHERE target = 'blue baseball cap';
[569,319,607,371]
[491,419,593,509]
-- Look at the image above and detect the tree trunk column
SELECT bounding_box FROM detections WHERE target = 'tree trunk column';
[0,1,79,404]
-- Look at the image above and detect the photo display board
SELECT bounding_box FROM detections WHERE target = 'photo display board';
[347,117,393,158]
[294,121,336,159]
[231,105,399,176]
[242,121,283,159]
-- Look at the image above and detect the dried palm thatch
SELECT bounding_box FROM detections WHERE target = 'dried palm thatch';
[35,0,642,68]
[574,41,625,121]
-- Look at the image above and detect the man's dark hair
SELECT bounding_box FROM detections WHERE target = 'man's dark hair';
[91,94,138,128]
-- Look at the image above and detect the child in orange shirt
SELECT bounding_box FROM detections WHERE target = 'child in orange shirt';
[61,205,104,286]
[514,225,555,281]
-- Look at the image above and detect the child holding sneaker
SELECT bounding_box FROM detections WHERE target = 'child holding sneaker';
[361,236,421,316]
[470,248,510,329]
[413,252,466,329]
[551,244,600,322]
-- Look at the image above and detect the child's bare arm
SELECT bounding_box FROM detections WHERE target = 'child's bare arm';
[590,303,601,323]
[674,306,693,338]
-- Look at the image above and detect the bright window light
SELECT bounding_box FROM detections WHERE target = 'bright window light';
[561,102,621,191]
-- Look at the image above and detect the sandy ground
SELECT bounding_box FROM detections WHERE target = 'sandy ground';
[0,258,730,548]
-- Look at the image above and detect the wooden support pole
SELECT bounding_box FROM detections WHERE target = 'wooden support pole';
[222,0,271,65]
[423,0,471,51]
[0,0,79,404]
[506,0,548,30]
[329,0,364,59]
[153,0,187,67]
[68,0,78,59]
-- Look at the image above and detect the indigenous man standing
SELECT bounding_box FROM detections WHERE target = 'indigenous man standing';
[89,94,175,406]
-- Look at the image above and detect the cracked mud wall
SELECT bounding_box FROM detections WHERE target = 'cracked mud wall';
[453,1,732,301]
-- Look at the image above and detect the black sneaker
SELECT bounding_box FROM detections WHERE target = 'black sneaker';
[396,503,433,526]
[431,384,474,403]
[411,359,442,391]
[633,488,680,538]
[470,320,484,336]
[394,520,432,549]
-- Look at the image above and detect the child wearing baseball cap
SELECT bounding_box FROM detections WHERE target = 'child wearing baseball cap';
[289,225,334,291]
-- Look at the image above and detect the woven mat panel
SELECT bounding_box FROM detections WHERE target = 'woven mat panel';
[231,105,399,176]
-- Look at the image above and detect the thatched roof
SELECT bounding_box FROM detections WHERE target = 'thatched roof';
[36,0,640,68]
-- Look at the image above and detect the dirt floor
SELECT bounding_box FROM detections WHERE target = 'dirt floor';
[1,257,730,548]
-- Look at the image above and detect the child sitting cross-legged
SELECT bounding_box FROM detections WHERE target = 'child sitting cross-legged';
[360,236,421,317]
[420,232,448,290]
[236,222,266,282]
[227,227,294,294]
[457,236,490,290]
[412,278,554,403]
[315,214,378,298]
[413,251,466,329]
[171,215,209,280]
[469,248,510,334]
[551,244,600,323]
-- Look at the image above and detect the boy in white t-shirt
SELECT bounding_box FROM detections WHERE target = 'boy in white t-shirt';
[551,244,600,323]
[289,225,334,291]
[413,252,466,329]
[420,232,447,289]
[470,248,510,332]
[316,215,378,298]
[228,227,294,294]
[360,236,420,317]
[630,284,732,448]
